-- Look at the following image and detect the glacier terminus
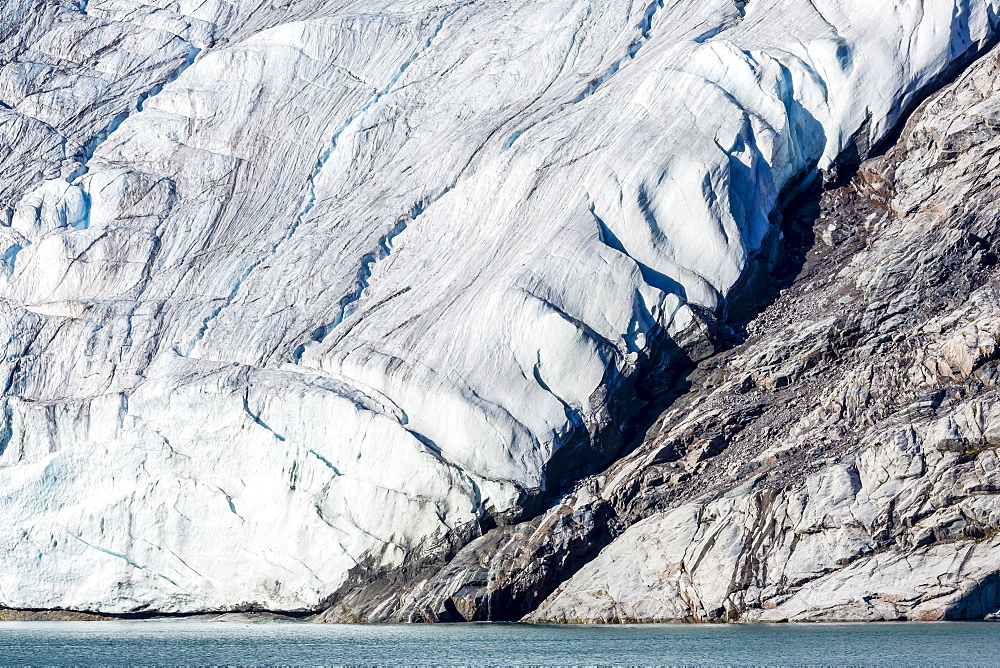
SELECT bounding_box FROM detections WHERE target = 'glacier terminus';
[0,0,998,616]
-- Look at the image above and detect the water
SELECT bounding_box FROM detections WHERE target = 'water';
[0,620,997,666]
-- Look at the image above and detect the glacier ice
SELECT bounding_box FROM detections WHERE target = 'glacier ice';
[0,0,997,612]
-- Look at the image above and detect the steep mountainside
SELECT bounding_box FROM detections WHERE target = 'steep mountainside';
[320,41,1000,623]
[0,0,998,615]
[530,44,1000,623]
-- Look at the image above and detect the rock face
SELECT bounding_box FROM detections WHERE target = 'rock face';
[1,0,999,615]
[316,39,1000,624]
[501,43,1000,624]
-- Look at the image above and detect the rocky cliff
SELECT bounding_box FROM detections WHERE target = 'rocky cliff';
[530,44,1000,622]
[1,0,999,617]
[320,39,1000,623]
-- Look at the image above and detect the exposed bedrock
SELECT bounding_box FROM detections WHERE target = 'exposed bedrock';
[323,43,1000,623]
[1,0,999,615]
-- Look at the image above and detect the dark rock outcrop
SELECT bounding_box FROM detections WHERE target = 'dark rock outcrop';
[320,44,1000,624]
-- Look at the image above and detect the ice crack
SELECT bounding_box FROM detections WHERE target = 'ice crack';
[588,202,681,355]
[71,534,181,588]
[187,264,254,356]
[286,3,465,243]
[242,393,286,441]
[291,183,458,364]
[503,17,586,150]
[574,0,665,103]
[70,44,201,183]
[291,217,411,363]
[590,203,686,299]
[192,7,465,356]
[307,449,342,475]
[3,243,23,279]
[532,352,585,431]
[137,47,200,113]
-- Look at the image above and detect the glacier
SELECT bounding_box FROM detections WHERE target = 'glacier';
[0,0,997,613]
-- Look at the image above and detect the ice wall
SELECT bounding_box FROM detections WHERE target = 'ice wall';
[0,0,996,612]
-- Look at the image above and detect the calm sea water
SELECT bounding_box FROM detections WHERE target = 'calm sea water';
[0,620,997,666]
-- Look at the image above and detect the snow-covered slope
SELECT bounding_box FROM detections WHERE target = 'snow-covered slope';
[0,0,996,613]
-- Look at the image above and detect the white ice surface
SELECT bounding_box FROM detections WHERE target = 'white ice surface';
[0,0,996,612]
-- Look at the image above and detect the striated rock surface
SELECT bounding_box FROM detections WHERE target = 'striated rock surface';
[1,0,1000,616]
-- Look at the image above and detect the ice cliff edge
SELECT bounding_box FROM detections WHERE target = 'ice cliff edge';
[0,0,997,613]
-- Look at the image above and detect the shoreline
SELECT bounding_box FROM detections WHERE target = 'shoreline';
[0,609,997,624]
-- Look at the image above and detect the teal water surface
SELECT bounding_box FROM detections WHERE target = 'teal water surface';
[0,620,997,666]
